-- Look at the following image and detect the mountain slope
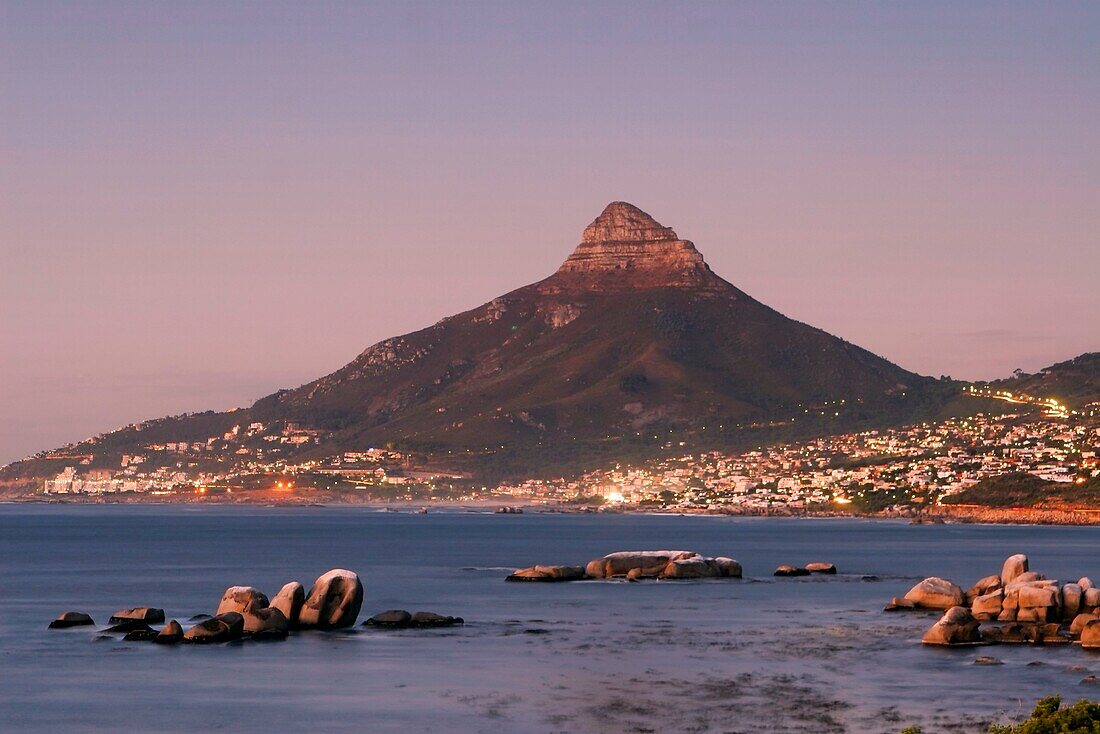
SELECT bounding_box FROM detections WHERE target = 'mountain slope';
[4,201,940,486]
[251,202,920,449]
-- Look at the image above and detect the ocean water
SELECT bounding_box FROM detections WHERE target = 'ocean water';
[2,505,1099,733]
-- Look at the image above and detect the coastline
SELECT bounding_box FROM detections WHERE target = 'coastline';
[8,493,1100,526]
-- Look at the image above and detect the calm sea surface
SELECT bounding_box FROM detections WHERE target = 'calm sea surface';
[2,505,1099,732]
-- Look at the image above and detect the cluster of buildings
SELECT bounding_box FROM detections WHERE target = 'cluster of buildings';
[37,401,1097,511]
[496,412,1097,511]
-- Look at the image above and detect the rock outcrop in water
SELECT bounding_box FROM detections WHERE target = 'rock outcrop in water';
[109,607,165,624]
[921,606,982,645]
[48,611,94,629]
[184,612,244,643]
[51,568,376,646]
[506,565,587,582]
[298,569,363,629]
[154,620,183,644]
[902,554,1100,647]
[509,550,742,582]
[216,586,269,616]
[270,581,305,627]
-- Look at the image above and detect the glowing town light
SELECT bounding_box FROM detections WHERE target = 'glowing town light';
[605,490,625,503]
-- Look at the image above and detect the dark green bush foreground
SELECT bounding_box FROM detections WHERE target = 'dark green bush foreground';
[902,696,1100,733]
[989,697,1100,733]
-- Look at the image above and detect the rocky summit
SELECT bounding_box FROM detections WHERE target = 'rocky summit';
[1,201,933,486]
[550,202,715,291]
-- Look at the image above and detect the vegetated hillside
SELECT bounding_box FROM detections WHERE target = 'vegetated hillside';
[991,353,1100,407]
[943,472,1100,509]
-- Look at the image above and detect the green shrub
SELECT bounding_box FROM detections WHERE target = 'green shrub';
[989,696,1100,733]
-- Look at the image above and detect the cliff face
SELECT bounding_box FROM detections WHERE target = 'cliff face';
[547,202,718,292]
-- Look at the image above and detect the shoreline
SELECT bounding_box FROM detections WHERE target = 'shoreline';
[6,495,1100,526]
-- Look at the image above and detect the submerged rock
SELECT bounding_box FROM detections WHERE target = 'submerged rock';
[506,565,587,582]
[410,611,463,627]
[48,611,94,629]
[364,610,413,628]
[298,569,363,629]
[364,610,464,629]
[123,628,159,642]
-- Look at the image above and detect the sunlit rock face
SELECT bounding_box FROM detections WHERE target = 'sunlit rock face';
[548,202,718,292]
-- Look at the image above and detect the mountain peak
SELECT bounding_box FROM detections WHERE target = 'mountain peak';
[582,201,679,244]
[551,202,716,291]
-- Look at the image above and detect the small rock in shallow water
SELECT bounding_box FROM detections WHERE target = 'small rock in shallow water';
[243,607,288,639]
[973,656,1003,665]
[364,610,412,628]
[804,562,837,575]
[123,628,159,642]
[410,611,464,627]
[189,614,212,621]
[774,565,810,577]
[109,607,165,625]
[183,612,244,644]
[1026,661,1045,667]
[49,611,94,629]
[155,620,183,644]
[1081,675,1100,686]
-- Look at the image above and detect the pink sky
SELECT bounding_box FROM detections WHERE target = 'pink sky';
[2,2,1098,463]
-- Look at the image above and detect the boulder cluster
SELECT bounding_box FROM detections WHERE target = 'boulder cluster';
[49,568,366,644]
[507,550,742,582]
[886,554,1100,648]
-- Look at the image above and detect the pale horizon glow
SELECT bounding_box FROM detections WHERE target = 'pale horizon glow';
[2,2,1098,464]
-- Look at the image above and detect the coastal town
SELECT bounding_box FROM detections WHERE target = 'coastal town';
[26,385,1099,514]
